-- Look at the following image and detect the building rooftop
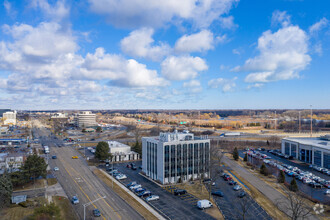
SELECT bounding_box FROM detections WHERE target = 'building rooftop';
[107,141,130,148]
[144,130,209,142]
[283,136,330,150]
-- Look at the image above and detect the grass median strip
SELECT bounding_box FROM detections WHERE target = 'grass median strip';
[93,169,158,220]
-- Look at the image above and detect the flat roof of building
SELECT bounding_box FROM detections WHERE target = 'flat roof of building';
[283,137,330,150]
[107,141,130,148]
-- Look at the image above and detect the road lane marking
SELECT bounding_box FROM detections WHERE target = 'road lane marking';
[59,154,122,220]
[58,157,106,220]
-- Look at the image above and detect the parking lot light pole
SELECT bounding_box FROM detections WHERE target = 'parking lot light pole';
[83,196,106,220]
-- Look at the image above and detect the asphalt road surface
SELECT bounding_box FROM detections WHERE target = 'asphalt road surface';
[35,127,143,220]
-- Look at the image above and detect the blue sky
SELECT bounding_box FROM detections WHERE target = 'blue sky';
[0,0,329,110]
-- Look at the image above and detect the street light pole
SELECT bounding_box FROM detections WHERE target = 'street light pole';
[83,196,106,220]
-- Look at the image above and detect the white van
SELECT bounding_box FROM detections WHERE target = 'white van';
[197,200,213,209]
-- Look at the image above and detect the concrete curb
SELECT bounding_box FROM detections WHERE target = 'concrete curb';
[99,169,166,220]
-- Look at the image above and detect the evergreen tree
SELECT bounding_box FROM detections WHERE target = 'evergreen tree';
[233,147,239,161]
[0,174,13,209]
[96,126,102,132]
[95,141,110,161]
[260,163,268,176]
[244,153,248,162]
[278,170,285,183]
[290,178,298,192]
[22,155,47,180]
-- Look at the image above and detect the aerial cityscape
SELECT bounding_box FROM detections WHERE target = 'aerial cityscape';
[0,0,329,220]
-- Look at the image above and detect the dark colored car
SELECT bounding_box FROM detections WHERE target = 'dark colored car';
[126,164,131,168]
[52,155,57,159]
[174,189,187,196]
[203,178,212,183]
[238,191,246,198]
[212,190,224,197]
[228,180,237,185]
[126,181,137,188]
[93,209,101,217]
[224,176,232,181]
[138,190,151,197]
[131,165,137,170]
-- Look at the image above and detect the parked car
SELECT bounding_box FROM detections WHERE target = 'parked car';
[93,209,101,217]
[228,180,237,185]
[126,181,137,188]
[138,190,151,197]
[134,187,145,193]
[174,189,187,196]
[130,184,142,190]
[211,190,224,197]
[126,164,131,168]
[197,200,213,209]
[72,156,78,159]
[131,165,137,170]
[233,185,242,191]
[52,155,57,159]
[146,195,159,201]
[325,189,330,194]
[71,196,79,204]
[238,191,246,198]
[116,174,127,180]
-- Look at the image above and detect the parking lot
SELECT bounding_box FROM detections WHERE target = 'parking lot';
[106,161,215,220]
[240,150,330,204]
[212,170,272,220]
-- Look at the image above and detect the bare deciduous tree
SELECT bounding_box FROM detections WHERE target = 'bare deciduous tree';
[235,197,253,220]
[208,142,224,199]
[275,189,313,220]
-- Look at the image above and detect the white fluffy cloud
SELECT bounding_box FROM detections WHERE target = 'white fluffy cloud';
[183,79,202,93]
[120,28,170,61]
[208,77,237,92]
[174,30,214,53]
[30,0,69,21]
[234,24,311,83]
[309,17,329,35]
[271,11,291,27]
[88,0,238,29]
[161,56,208,80]
[81,48,168,87]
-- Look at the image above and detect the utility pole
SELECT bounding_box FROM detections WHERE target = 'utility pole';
[298,111,301,134]
[310,105,313,137]
[274,111,277,131]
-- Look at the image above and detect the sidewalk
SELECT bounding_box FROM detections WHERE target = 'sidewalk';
[223,156,319,220]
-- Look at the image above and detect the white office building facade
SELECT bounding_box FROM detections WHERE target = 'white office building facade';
[281,135,330,169]
[76,111,96,128]
[142,131,210,184]
[3,111,17,125]
[107,141,140,162]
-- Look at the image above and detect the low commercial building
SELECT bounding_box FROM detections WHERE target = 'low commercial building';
[76,111,97,128]
[0,153,25,173]
[2,110,17,125]
[0,126,9,135]
[281,135,330,169]
[107,141,139,162]
[142,130,210,184]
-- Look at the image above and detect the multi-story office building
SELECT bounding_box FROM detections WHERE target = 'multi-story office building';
[76,111,96,128]
[281,135,330,169]
[142,130,210,184]
[2,111,16,125]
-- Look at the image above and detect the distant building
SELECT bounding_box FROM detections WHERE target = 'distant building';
[282,135,330,169]
[2,110,17,125]
[142,130,210,184]
[76,111,97,128]
[0,126,9,135]
[107,141,139,162]
[51,112,68,119]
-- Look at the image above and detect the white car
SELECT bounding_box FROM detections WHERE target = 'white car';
[146,195,159,201]
[116,174,127,180]
[54,167,59,171]
[130,184,142,190]
[325,189,330,195]
[233,185,242,191]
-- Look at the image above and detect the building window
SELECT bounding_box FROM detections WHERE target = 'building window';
[291,144,297,158]
[285,142,290,155]
[183,144,187,176]
[324,153,330,169]
[314,150,322,166]
[171,145,176,177]
[164,145,169,179]
[189,144,193,175]
[194,143,199,174]
[205,142,210,173]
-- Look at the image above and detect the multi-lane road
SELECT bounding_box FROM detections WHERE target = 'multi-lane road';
[34,127,143,220]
